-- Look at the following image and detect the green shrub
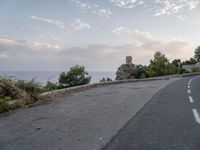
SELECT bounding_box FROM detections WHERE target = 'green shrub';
[14,79,43,102]
[59,65,91,87]
[179,68,189,74]
[0,77,46,112]
[44,81,58,91]
[100,77,112,82]
[147,51,178,77]
[0,77,21,100]
[0,97,11,113]
[140,73,146,79]
[135,65,149,79]
[192,67,200,73]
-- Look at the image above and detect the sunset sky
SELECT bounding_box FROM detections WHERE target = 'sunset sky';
[0,0,200,71]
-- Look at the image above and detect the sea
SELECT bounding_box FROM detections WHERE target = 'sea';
[0,71,116,85]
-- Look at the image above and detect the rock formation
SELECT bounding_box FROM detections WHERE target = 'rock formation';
[115,56,137,80]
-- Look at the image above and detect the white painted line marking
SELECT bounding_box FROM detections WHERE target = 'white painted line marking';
[188,90,191,94]
[192,109,200,124]
[189,96,194,103]
[188,85,190,89]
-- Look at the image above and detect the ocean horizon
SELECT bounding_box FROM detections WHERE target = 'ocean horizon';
[0,71,116,85]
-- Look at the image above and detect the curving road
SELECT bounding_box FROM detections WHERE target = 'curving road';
[1,76,200,150]
[0,79,176,150]
[103,75,200,150]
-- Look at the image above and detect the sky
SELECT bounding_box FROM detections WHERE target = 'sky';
[0,0,200,71]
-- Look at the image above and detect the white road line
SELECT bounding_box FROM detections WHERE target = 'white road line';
[188,85,190,89]
[188,90,191,94]
[189,96,194,103]
[192,109,200,124]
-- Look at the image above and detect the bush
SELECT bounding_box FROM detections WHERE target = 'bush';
[0,77,21,100]
[59,65,91,87]
[44,81,59,91]
[0,77,45,112]
[100,77,112,82]
[140,73,146,79]
[14,79,43,102]
[179,68,189,74]
[147,51,177,77]
[0,97,11,113]
[192,67,200,73]
[135,65,149,79]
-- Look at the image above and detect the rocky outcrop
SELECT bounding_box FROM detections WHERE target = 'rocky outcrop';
[115,56,137,80]
[115,64,137,80]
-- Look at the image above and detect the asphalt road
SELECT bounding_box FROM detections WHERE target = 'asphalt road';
[102,76,200,150]
[0,79,175,150]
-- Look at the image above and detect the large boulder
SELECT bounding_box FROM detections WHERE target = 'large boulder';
[115,63,137,80]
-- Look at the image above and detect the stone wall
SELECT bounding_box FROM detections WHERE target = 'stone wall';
[39,72,200,101]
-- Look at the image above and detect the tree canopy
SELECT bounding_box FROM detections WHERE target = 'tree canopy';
[148,51,168,77]
[59,65,91,87]
[194,46,200,61]
[147,51,177,77]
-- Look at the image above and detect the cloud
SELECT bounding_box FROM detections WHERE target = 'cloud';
[30,16,65,29]
[0,52,8,59]
[97,9,112,18]
[70,19,91,31]
[132,29,196,60]
[30,16,91,31]
[112,27,133,36]
[110,0,200,20]
[74,0,112,18]
[112,27,155,42]
[17,27,60,41]
[58,29,196,69]
[0,36,64,70]
[176,15,188,21]
[85,28,196,62]
[0,36,61,50]
[110,0,144,8]
[0,30,197,71]
[7,27,190,68]
[0,36,61,57]
[0,37,16,44]
[154,0,200,16]
[31,42,61,49]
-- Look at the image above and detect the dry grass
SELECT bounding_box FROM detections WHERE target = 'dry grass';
[0,77,43,113]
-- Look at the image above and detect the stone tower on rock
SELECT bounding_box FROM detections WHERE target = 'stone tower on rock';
[115,56,137,80]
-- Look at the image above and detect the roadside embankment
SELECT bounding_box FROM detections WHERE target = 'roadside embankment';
[39,72,200,100]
